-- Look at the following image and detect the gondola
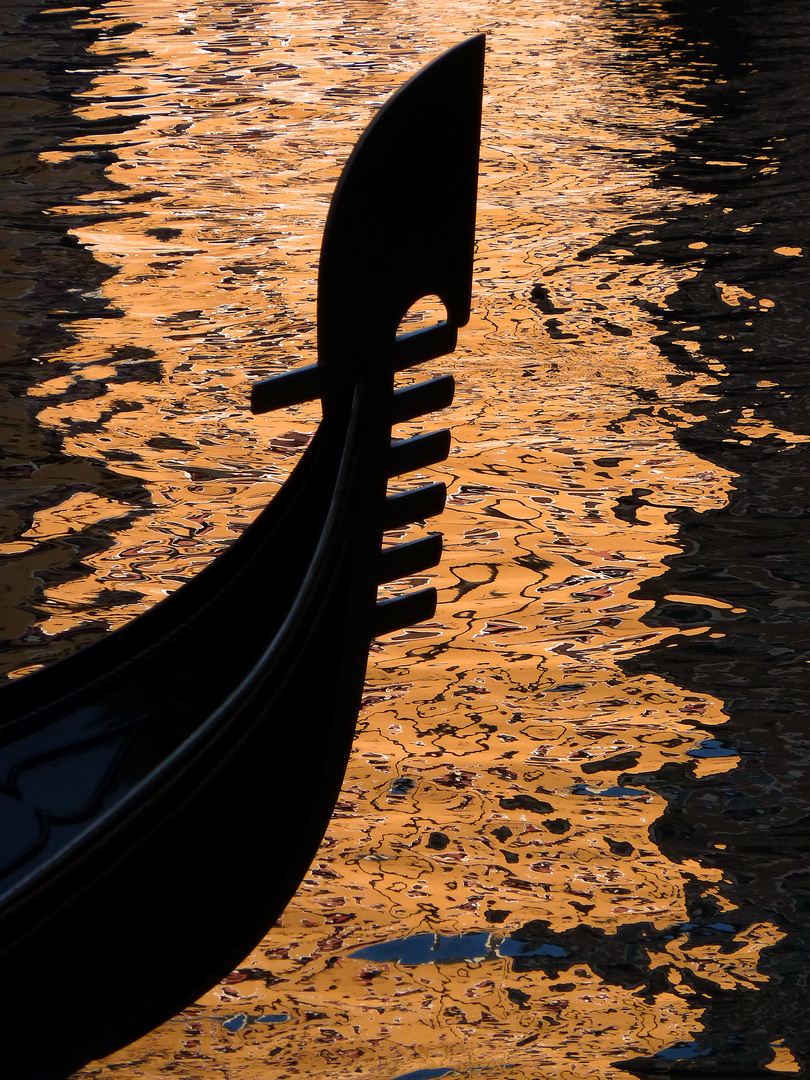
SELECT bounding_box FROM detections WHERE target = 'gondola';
[0,34,485,1080]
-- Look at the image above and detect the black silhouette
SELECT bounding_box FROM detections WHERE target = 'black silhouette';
[0,35,484,1078]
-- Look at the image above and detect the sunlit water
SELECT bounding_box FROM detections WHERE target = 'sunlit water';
[1,0,809,1075]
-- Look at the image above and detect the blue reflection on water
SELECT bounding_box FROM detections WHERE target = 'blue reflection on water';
[392,1069,455,1080]
[687,739,739,758]
[351,931,567,966]
[654,1042,712,1061]
[222,1012,289,1032]
[223,1014,248,1033]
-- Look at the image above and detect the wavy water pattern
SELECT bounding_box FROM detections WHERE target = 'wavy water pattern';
[0,0,805,1076]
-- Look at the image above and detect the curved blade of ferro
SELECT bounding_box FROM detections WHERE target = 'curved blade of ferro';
[252,34,486,417]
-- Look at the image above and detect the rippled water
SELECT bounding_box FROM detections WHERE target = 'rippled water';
[2,0,809,1076]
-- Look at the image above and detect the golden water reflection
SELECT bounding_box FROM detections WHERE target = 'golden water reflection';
[0,0,799,1075]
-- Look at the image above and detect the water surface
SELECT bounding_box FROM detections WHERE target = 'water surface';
[1,0,808,1076]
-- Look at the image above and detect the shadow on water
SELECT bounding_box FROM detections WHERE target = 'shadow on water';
[3,1,809,1071]
[0,0,151,677]
[549,0,810,1072]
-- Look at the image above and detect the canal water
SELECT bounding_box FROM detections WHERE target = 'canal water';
[1,0,809,1075]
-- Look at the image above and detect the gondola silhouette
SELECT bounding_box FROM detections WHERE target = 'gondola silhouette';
[0,34,484,1079]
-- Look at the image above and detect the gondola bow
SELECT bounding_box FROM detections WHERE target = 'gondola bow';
[0,34,484,1078]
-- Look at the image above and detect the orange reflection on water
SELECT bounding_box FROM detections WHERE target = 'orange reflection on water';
[0,0,796,1075]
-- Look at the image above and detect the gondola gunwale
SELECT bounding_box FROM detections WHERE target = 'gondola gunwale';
[0,399,360,927]
[0,415,334,733]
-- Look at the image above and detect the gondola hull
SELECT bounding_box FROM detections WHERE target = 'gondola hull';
[0,34,484,1078]
[0,404,374,1076]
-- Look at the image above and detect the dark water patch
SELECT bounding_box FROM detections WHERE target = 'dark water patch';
[0,0,152,678]
[1,0,146,365]
[585,0,810,1072]
[580,749,641,772]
